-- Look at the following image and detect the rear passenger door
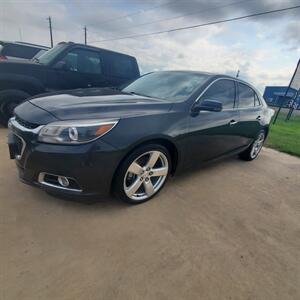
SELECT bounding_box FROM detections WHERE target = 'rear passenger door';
[236,82,263,146]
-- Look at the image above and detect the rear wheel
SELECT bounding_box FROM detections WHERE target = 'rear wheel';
[239,130,265,161]
[113,144,171,204]
[0,89,30,126]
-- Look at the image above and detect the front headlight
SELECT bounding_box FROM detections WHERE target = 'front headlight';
[38,119,119,144]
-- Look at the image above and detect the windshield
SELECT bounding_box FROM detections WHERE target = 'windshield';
[37,43,67,65]
[123,71,210,101]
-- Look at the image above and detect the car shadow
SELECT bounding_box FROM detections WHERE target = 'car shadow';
[29,187,130,213]
[30,155,241,211]
[171,155,240,182]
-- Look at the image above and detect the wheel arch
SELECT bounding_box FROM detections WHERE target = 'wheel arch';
[111,137,179,191]
[263,126,270,139]
[0,75,45,95]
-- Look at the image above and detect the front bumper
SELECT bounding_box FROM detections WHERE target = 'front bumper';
[8,117,123,198]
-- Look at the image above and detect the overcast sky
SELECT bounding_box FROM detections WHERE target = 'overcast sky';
[1,0,300,92]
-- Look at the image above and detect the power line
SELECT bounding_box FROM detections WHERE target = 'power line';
[96,0,180,26]
[119,0,255,32]
[89,5,300,43]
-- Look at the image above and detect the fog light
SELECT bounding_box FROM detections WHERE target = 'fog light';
[58,176,69,187]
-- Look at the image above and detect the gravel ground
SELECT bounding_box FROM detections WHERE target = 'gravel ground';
[1,127,300,300]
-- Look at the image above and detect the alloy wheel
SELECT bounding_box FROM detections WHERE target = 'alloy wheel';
[123,150,169,201]
[250,132,265,159]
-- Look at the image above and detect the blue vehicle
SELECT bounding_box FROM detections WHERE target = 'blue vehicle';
[263,86,300,109]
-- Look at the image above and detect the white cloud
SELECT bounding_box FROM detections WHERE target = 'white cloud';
[0,0,299,94]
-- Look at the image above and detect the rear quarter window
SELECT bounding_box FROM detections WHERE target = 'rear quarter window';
[254,93,261,106]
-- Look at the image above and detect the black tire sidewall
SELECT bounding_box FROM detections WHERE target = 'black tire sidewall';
[239,130,265,161]
[0,90,30,126]
[113,144,171,204]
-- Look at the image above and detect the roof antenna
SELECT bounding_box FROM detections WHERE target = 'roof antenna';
[236,69,240,78]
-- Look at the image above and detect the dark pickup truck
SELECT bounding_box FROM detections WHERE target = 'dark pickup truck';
[0,42,140,125]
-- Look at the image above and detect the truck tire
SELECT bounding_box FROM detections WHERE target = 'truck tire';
[0,89,30,127]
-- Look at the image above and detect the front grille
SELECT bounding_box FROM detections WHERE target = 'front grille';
[15,115,39,129]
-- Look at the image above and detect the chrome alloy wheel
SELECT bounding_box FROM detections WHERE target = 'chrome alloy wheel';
[123,150,169,201]
[250,132,265,159]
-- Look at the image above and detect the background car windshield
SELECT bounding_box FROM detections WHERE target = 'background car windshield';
[37,44,66,64]
[123,72,209,101]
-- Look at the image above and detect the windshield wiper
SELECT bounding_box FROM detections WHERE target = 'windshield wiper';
[32,57,40,63]
[129,91,150,98]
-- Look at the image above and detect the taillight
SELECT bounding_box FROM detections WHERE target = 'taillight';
[0,55,7,60]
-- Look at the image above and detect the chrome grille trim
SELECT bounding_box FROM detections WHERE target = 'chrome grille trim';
[8,117,44,134]
[8,117,44,160]
[15,115,39,129]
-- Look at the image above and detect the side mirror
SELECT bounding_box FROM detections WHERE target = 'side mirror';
[53,60,68,70]
[191,99,223,115]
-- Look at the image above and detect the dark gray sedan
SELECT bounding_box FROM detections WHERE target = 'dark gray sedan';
[8,71,274,204]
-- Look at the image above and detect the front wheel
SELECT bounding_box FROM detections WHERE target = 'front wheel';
[0,89,30,127]
[239,130,265,161]
[113,144,171,204]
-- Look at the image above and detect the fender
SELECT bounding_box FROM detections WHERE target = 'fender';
[116,133,182,175]
[0,74,45,95]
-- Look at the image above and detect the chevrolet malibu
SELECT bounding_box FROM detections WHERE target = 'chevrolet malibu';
[8,71,274,204]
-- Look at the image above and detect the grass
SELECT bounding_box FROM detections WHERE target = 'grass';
[266,112,300,157]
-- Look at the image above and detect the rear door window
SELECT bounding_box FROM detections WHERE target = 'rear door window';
[238,82,255,108]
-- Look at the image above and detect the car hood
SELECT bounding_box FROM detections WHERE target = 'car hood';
[21,88,173,123]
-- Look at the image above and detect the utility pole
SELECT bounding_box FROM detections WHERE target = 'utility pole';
[18,27,23,41]
[47,16,53,48]
[236,69,240,78]
[84,26,87,45]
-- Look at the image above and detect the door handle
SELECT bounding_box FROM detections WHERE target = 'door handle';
[256,116,262,121]
[229,120,238,126]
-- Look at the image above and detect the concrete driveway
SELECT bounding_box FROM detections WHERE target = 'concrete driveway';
[1,127,300,300]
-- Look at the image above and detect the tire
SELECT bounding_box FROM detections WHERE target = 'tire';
[113,144,171,204]
[0,89,30,127]
[239,130,265,161]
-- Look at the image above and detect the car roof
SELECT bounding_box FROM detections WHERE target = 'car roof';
[146,70,237,79]
[144,70,246,82]
[145,70,260,94]
[0,40,49,50]
[59,41,137,60]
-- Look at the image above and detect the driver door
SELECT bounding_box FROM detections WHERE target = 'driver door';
[186,79,241,165]
[52,48,106,90]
